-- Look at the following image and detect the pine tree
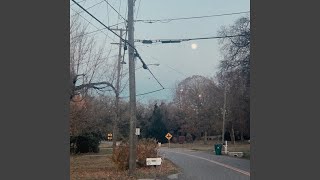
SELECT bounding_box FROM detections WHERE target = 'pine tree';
[147,103,168,143]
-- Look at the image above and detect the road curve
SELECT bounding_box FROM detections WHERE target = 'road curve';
[159,148,250,180]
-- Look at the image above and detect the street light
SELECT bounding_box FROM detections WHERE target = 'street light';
[179,88,184,108]
[135,63,160,70]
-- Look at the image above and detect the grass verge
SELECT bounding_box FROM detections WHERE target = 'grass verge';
[70,146,179,179]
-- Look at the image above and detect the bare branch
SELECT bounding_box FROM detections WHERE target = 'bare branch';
[75,82,116,93]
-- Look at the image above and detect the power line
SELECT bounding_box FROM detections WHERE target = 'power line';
[136,88,165,97]
[70,21,126,40]
[135,34,245,44]
[147,68,164,88]
[137,48,188,77]
[134,53,165,89]
[135,0,142,19]
[70,0,87,6]
[72,0,136,65]
[70,7,116,42]
[135,11,250,23]
[105,0,110,29]
[120,88,166,98]
[71,0,105,17]
[181,34,246,42]
[71,0,145,67]
[72,0,129,46]
[116,0,122,26]
[120,87,182,98]
[103,0,127,22]
[72,0,164,90]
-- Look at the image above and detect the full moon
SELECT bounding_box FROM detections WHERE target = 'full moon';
[191,43,198,50]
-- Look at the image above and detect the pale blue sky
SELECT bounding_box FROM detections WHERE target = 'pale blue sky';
[70,0,250,103]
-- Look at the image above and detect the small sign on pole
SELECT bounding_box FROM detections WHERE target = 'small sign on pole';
[165,133,172,148]
[135,128,140,136]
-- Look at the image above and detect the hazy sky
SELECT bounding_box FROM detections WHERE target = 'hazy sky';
[70,0,250,103]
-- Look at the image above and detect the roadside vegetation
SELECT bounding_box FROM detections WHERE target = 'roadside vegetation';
[70,142,179,180]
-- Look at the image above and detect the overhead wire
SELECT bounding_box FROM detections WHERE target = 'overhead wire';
[72,0,165,92]
[135,88,165,97]
[105,0,110,29]
[135,34,246,44]
[135,0,142,19]
[135,11,250,23]
[71,0,105,17]
[70,7,117,43]
[103,0,128,22]
[120,88,166,98]
[72,0,130,49]
[71,21,127,40]
[136,47,188,78]
[116,0,122,27]
[70,0,87,7]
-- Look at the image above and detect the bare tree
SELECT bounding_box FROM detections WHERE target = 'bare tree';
[172,75,222,143]
[70,95,108,137]
[217,16,251,142]
[218,16,250,74]
[70,15,116,101]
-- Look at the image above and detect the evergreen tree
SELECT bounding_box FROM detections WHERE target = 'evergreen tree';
[147,103,168,143]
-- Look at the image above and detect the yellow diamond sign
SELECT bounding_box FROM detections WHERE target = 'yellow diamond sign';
[165,133,172,140]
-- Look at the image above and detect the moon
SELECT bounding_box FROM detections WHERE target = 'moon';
[191,43,198,50]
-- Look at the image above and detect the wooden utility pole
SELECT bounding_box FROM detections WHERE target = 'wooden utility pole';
[128,0,137,176]
[110,28,125,153]
[222,86,227,143]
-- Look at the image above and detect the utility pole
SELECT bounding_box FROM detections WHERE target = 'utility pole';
[128,0,137,176]
[222,85,227,143]
[110,28,125,153]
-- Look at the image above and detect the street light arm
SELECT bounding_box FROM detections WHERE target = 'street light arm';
[135,63,160,70]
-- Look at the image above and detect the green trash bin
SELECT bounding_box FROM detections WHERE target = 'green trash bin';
[214,144,222,155]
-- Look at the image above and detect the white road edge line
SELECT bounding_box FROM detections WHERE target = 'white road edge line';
[163,149,250,177]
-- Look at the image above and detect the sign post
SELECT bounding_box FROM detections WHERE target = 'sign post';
[165,133,173,148]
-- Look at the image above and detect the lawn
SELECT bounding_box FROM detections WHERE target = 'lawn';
[70,145,179,179]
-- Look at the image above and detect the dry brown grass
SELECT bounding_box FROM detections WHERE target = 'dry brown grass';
[70,146,179,179]
[70,154,133,180]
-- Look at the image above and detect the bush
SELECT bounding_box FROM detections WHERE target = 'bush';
[112,142,129,170]
[178,136,185,144]
[186,133,193,143]
[136,139,158,167]
[70,131,102,154]
[112,138,158,170]
[171,137,178,143]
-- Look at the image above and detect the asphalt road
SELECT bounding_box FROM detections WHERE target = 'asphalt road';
[159,148,250,180]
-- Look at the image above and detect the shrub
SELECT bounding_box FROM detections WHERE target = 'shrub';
[178,136,185,144]
[112,142,129,170]
[112,138,158,170]
[171,137,178,143]
[70,131,102,154]
[186,133,193,143]
[136,139,158,167]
